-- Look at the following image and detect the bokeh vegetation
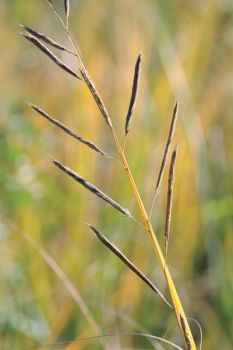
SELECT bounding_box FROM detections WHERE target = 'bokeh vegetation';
[1,0,233,349]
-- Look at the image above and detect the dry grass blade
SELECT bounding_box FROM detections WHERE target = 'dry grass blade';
[64,0,70,27]
[53,159,131,217]
[180,315,192,350]
[156,101,178,193]
[21,32,81,80]
[125,53,142,135]
[29,103,111,159]
[87,223,172,308]
[164,145,177,257]
[20,24,76,56]
[22,234,108,350]
[17,333,184,350]
[80,68,113,128]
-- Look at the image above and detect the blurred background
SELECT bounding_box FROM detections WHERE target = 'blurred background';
[0,0,233,349]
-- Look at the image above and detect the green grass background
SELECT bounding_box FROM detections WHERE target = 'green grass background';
[0,0,233,349]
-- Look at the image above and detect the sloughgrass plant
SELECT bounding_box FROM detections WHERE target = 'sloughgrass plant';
[21,1,199,349]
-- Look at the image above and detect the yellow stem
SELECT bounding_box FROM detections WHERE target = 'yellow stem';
[111,128,196,350]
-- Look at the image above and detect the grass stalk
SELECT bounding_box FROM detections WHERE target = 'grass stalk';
[28,4,197,348]
[110,126,196,350]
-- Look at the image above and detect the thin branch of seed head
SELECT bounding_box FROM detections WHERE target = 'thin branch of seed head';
[164,145,178,258]
[29,103,113,159]
[130,215,147,231]
[20,24,76,56]
[125,53,142,135]
[149,102,178,218]
[53,159,131,217]
[64,0,70,28]
[21,32,81,80]
[46,0,113,131]
[86,224,172,308]
[46,0,112,139]
[46,0,85,68]
[180,315,192,350]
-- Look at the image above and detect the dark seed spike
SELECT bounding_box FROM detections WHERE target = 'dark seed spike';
[64,0,70,26]
[87,224,172,308]
[80,68,113,128]
[125,53,142,135]
[21,32,81,80]
[53,160,131,217]
[29,104,111,159]
[164,145,178,256]
[20,24,76,56]
[155,101,178,193]
[180,315,192,350]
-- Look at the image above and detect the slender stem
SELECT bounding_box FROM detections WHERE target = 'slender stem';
[111,128,196,350]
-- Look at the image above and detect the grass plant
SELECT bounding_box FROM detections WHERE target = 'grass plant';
[21,1,200,348]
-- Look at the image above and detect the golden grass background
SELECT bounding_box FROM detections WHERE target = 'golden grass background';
[0,0,233,349]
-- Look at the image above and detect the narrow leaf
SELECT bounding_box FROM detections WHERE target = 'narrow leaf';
[87,224,172,308]
[21,32,81,80]
[29,104,111,158]
[125,53,142,135]
[23,234,106,347]
[53,159,131,217]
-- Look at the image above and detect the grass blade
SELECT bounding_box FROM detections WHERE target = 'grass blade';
[164,145,177,257]
[29,103,112,158]
[125,53,142,135]
[21,32,81,80]
[22,234,108,350]
[53,159,131,217]
[87,224,172,308]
